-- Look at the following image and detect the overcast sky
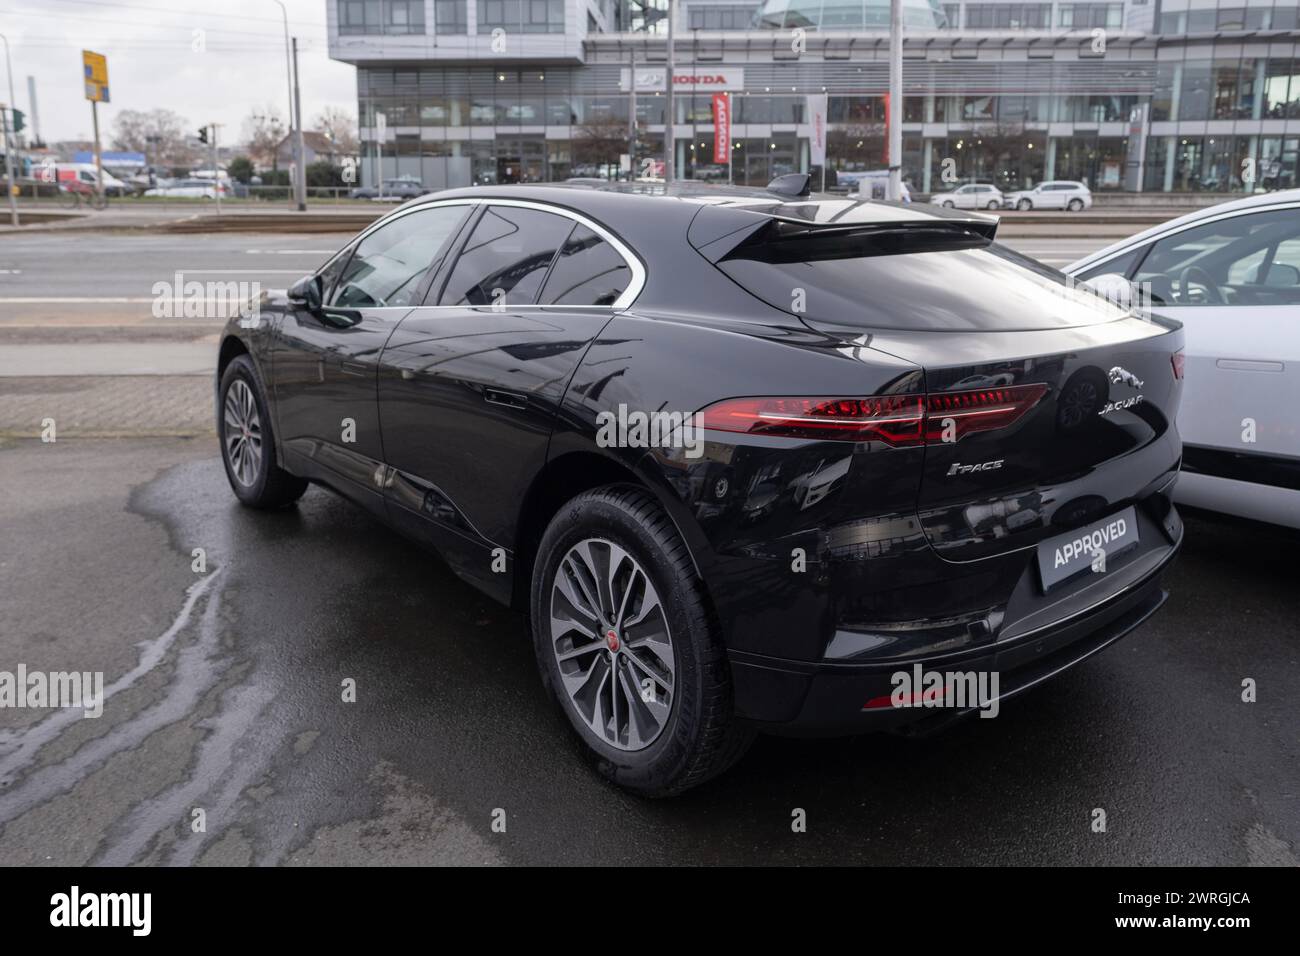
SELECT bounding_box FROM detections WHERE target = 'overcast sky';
[3,0,357,144]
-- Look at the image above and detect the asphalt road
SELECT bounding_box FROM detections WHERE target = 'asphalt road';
[0,437,1296,866]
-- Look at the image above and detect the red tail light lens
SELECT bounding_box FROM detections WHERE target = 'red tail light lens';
[1171,349,1185,380]
[699,395,925,445]
[924,384,1048,443]
[701,384,1047,447]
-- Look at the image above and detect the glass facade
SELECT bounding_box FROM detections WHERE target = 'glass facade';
[336,0,1300,194]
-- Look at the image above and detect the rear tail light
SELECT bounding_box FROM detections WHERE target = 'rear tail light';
[1171,349,1185,380]
[700,384,1047,447]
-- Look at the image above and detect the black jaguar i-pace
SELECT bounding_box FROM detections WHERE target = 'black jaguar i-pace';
[215,182,1184,796]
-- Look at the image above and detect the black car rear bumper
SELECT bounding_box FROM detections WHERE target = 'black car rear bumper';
[729,521,1180,736]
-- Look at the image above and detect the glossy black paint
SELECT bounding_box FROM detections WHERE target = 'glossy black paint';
[218,183,1184,734]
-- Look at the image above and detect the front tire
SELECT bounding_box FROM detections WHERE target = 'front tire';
[218,354,308,508]
[941,199,955,208]
[1017,198,1032,210]
[531,486,753,797]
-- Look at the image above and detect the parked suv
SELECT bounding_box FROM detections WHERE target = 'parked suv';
[1004,181,1093,211]
[215,184,1183,795]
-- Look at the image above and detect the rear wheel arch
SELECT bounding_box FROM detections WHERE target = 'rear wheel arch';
[510,449,713,616]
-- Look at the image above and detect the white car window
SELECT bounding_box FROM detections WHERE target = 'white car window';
[1133,208,1300,307]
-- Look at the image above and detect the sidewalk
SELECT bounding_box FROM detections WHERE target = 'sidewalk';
[0,375,214,437]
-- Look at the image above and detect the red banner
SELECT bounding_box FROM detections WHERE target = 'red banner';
[711,93,730,165]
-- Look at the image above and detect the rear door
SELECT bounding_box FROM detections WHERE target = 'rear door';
[269,201,471,510]
[376,201,639,595]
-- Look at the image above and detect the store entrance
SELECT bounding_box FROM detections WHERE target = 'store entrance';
[495,136,546,183]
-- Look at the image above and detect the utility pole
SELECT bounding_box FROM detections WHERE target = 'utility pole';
[270,0,296,211]
[91,99,104,199]
[0,33,18,226]
[664,0,674,183]
[26,75,39,146]
[628,46,636,181]
[1,106,16,225]
[292,37,307,211]
[210,123,222,214]
[887,0,903,201]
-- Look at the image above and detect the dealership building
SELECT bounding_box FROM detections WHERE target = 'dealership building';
[327,0,1300,193]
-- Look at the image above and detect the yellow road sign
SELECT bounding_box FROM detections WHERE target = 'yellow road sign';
[83,50,109,103]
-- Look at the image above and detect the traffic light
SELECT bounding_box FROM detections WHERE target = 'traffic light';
[197,126,209,145]
[12,110,23,134]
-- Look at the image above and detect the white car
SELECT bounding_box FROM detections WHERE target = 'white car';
[1066,189,1300,528]
[144,178,228,199]
[930,182,1003,210]
[1005,180,1092,211]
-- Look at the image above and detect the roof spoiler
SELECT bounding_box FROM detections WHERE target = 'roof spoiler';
[766,172,812,198]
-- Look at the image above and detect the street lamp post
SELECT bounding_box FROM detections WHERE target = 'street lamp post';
[0,33,20,226]
[664,0,674,183]
[887,0,903,202]
[268,0,300,210]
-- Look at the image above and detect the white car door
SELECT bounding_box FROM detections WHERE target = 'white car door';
[1130,207,1300,463]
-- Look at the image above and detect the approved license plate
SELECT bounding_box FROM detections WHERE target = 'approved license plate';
[1037,506,1139,592]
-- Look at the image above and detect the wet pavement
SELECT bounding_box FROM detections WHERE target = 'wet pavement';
[0,437,1296,865]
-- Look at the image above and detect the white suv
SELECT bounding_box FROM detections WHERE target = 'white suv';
[1004,181,1093,211]
[929,183,1004,210]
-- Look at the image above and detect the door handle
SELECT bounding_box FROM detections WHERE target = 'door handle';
[484,387,528,410]
[1216,359,1283,373]
[340,361,369,377]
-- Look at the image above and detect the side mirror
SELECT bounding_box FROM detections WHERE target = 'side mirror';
[1263,263,1300,287]
[288,274,323,313]
[1081,272,1138,310]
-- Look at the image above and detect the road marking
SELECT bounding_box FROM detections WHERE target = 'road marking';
[244,249,332,254]
[175,269,304,274]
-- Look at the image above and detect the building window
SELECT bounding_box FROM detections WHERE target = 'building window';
[436,0,468,34]
[339,0,427,35]
[477,0,566,34]
[1057,3,1121,29]
[965,4,1051,29]
[686,4,762,30]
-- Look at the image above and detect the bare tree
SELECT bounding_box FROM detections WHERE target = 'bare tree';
[571,117,628,173]
[311,106,358,160]
[242,107,288,171]
[111,108,196,168]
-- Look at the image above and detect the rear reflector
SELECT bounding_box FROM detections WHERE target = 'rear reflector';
[700,384,1047,447]
[1171,349,1185,380]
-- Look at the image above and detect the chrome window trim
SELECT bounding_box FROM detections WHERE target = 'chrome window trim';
[341,196,646,311]
[1069,200,1300,277]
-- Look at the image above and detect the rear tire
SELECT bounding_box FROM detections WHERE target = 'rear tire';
[1067,198,1084,212]
[530,485,754,797]
[218,354,308,509]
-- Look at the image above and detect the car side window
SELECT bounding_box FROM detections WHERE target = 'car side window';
[539,225,633,307]
[1133,208,1300,306]
[438,205,572,307]
[331,205,468,309]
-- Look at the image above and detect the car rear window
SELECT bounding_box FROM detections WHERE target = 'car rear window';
[715,225,1126,331]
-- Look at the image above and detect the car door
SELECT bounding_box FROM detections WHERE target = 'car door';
[376,201,640,600]
[268,201,473,513]
[1126,204,1300,466]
